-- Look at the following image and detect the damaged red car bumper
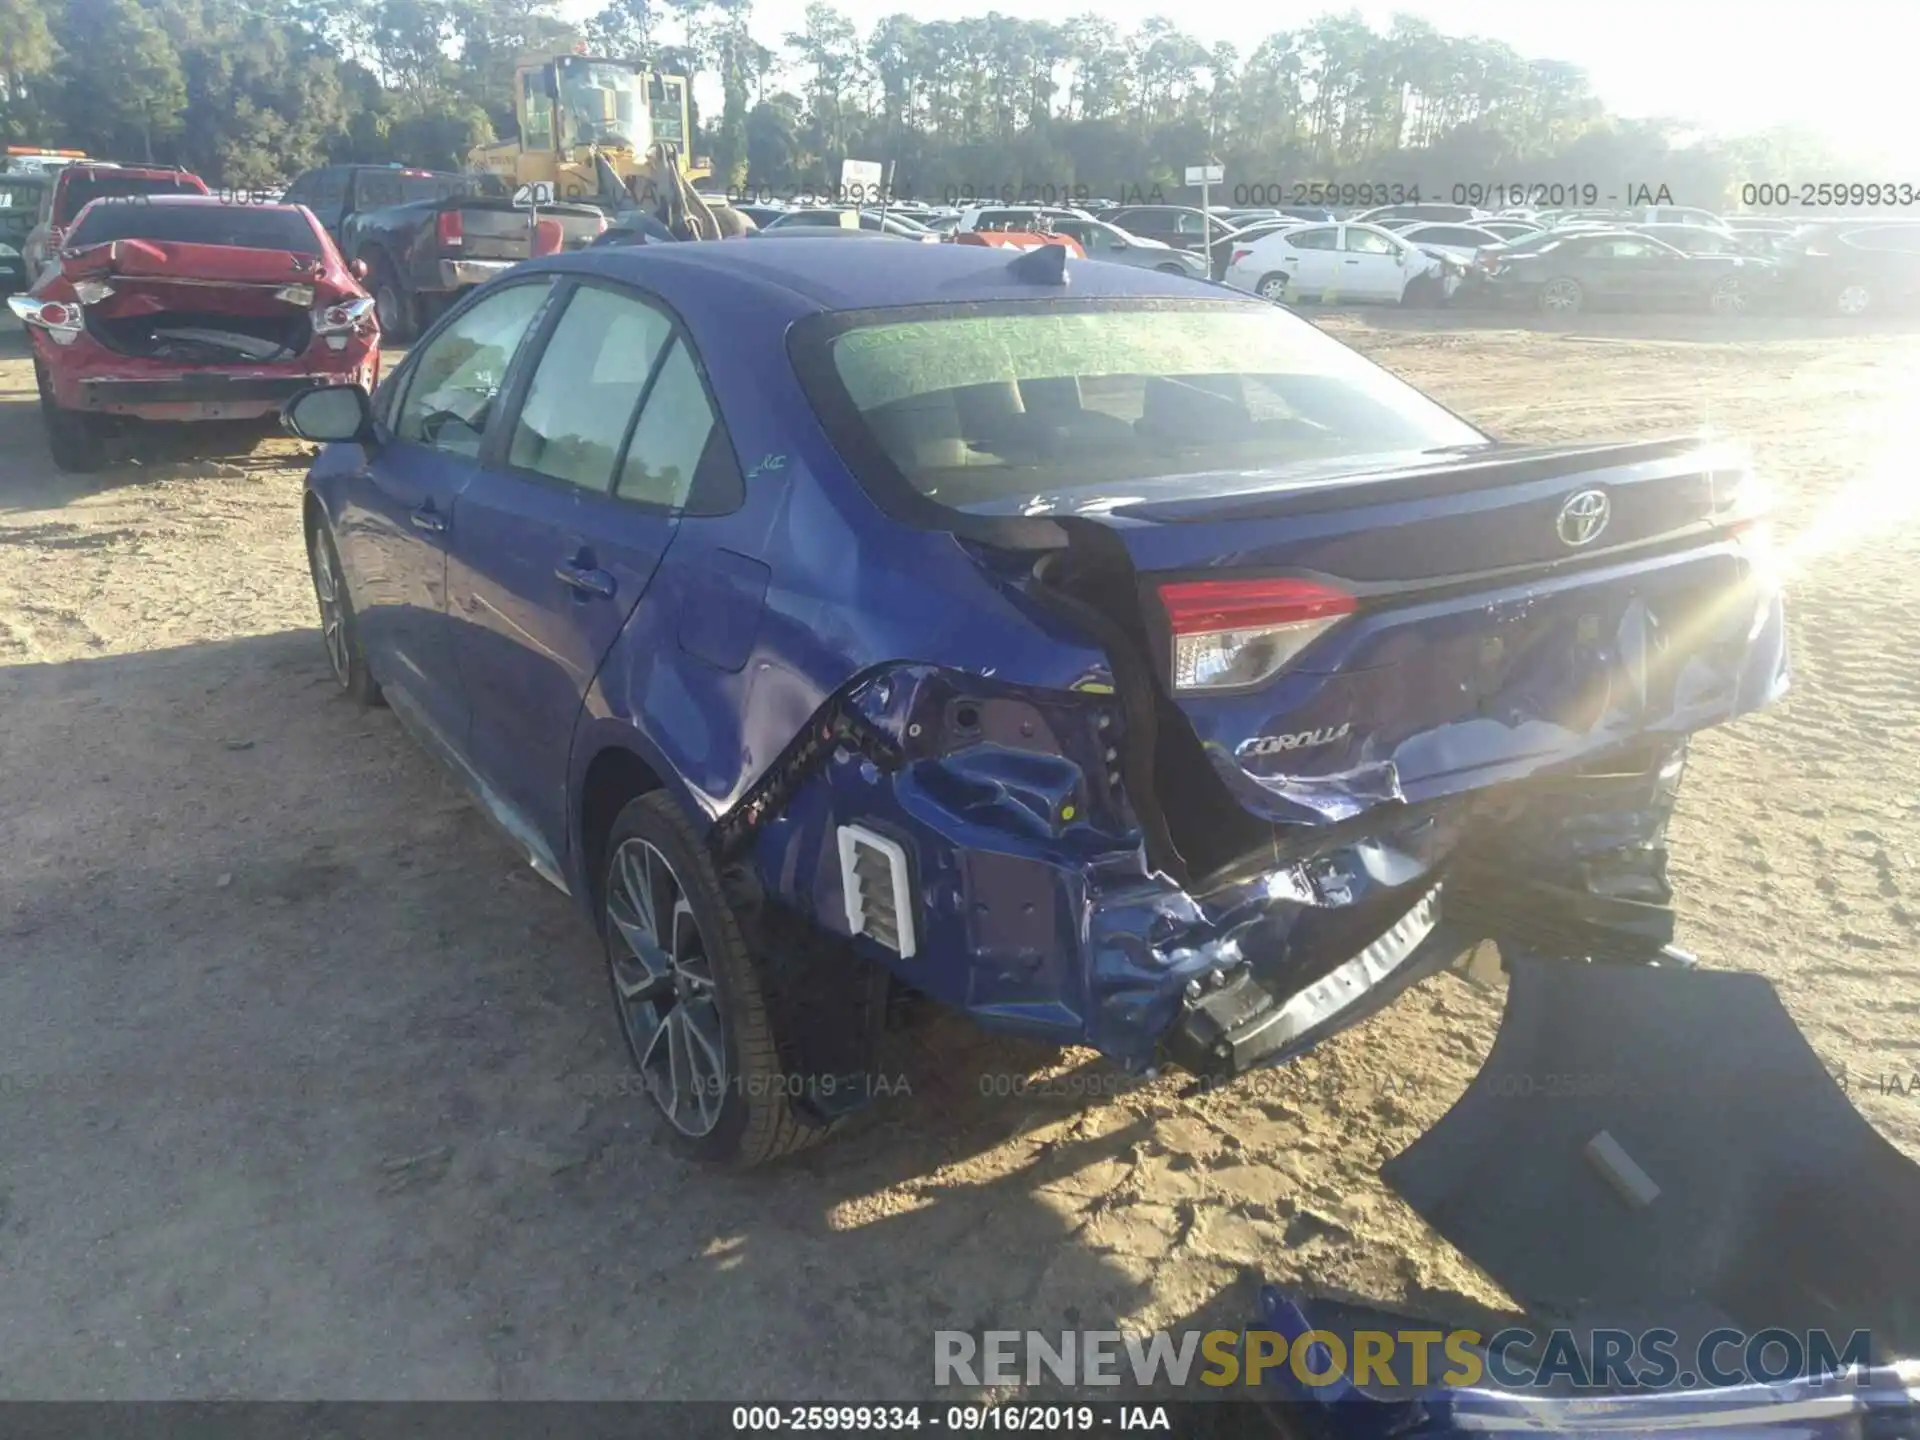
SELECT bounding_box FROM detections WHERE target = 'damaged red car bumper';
[12,216,379,429]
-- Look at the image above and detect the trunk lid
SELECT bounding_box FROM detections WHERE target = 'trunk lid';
[450,200,605,261]
[60,240,343,361]
[1051,437,1783,827]
[61,238,330,290]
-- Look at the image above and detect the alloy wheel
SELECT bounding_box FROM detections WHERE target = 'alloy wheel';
[1542,278,1582,314]
[309,535,350,685]
[1257,277,1288,301]
[1837,284,1870,316]
[605,837,729,1138]
[1710,278,1748,315]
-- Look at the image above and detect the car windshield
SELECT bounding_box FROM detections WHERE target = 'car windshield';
[58,173,202,223]
[556,58,643,147]
[68,203,322,254]
[806,301,1488,514]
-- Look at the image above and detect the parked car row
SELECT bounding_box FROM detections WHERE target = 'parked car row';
[1202,201,1920,316]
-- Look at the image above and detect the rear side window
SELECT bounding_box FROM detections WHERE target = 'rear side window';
[508,289,674,491]
[66,203,323,253]
[617,341,719,509]
[801,302,1487,515]
[1288,227,1337,250]
[57,173,204,223]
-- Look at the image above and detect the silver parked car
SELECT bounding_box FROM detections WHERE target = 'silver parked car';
[1045,216,1209,278]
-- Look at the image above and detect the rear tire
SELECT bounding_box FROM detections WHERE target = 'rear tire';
[367,253,417,344]
[34,360,107,473]
[1255,273,1290,302]
[600,792,831,1168]
[1835,281,1871,317]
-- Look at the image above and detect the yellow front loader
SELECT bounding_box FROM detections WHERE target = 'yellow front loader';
[468,52,708,211]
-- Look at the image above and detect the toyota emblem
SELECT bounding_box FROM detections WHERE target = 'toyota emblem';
[1556,488,1611,547]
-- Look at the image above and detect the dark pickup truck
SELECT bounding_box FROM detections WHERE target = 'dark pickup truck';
[280,164,605,341]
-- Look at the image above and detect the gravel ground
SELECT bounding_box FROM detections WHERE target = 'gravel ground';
[1,307,1915,1400]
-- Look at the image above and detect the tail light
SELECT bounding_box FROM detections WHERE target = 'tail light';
[435,210,463,247]
[1158,577,1357,692]
[313,296,377,350]
[6,294,85,344]
[1230,248,1252,267]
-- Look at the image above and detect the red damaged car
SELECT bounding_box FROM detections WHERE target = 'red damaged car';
[7,194,379,472]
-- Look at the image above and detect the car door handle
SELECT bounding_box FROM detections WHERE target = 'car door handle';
[1343,258,1361,264]
[410,505,447,534]
[556,564,616,599]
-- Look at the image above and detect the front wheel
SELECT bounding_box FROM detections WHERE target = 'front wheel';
[1707,276,1749,315]
[1836,282,1872,317]
[306,518,381,706]
[600,792,830,1168]
[1539,276,1584,316]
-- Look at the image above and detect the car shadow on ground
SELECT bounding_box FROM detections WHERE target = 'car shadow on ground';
[0,367,301,513]
[1,629,1473,1401]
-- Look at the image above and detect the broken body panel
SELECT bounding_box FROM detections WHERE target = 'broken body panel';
[561,284,1785,1077]
[16,203,378,422]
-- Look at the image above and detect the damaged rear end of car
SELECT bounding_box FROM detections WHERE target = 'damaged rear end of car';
[13,196,378,429]
[737,293,1788,1082]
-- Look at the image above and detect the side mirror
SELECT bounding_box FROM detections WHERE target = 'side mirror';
[1110,239,1129,250]
[349,258,369,282]
[283,383,375,445]
[1397,249,1410,265]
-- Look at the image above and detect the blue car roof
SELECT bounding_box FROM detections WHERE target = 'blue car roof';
[550,236,1236,314]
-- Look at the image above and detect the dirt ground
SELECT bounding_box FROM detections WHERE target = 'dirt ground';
[1,307,1916,1400]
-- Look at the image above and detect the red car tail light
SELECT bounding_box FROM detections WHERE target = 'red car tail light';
[1158,577,1357,691]
[7,295,85,344]
[435,210,463,247]
[1230,248,1253,267]
[313,296,378,349]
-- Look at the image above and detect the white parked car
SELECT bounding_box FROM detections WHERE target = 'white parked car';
[1398,221,1528,261]
[1223,220,1456,305]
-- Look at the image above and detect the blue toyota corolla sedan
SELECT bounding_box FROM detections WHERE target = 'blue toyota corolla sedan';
[283,237,1787,1166]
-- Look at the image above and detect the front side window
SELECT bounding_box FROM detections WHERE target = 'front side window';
[395,281,553,457]
[801,302,1488,515]
[508,288,674,491]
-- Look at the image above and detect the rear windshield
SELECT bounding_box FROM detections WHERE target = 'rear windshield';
[57,173,204,222]
[805,302,1487,514]
[68,203,322,254]
[353,170,507,207]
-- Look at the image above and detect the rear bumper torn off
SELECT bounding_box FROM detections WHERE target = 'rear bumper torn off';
[1163,882,1444,1077]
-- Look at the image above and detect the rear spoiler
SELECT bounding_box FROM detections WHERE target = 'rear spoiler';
[60,239,323,287]
[1104,435,1748,524]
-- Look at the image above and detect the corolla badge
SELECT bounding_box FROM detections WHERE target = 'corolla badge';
[1237,723,1351,758]
[1556,488,1611,547]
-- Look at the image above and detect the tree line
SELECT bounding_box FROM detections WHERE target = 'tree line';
[0,0,1849,205]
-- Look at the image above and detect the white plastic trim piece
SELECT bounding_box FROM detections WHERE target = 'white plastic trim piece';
[837,824,916,958]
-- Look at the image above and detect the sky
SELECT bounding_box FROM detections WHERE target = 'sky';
[563,0,1911,167]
